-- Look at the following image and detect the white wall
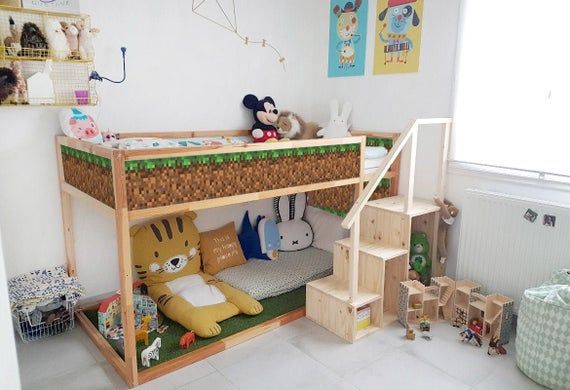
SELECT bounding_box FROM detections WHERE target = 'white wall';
[0,227,21,390]
[0,0,462,298]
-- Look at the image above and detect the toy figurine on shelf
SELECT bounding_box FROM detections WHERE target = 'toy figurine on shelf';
[406,326,415,340]
[460,325,482,347]
[488,336,507,356]
[135,315,152,346]
[179,331,196,349]
[419,315,431,340]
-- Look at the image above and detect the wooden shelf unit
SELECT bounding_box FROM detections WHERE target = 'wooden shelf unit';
[55,131,401,387]
[399,280,441,326]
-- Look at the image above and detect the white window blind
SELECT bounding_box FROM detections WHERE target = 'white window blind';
[452,0,570,177]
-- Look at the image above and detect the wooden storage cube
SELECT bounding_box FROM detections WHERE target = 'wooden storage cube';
[410,211,439,277]
[306,284,355,341]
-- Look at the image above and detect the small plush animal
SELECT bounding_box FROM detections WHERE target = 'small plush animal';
[317,100,352,138]
[45,19,70,60]
[276,111,320,140]
[141,337,161,367]
[242,94,280,143]
[76,20,99,60]
[0,67,18,104]
[4,16,22,56]
[274,193,314,251]
[60,22,80,59]
[434,197,459,265]
[20,22,49,57]
[9,62,27,104]
[179,331,196,349]
[488,336,507,355]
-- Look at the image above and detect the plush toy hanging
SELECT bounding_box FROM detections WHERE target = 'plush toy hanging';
[242,94,280,143]
[59,108,103,144]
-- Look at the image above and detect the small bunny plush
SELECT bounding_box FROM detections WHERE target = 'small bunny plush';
[317,100,353,139]
[274,193,314,251]
[45,19,70,60]
[76,20,99,60]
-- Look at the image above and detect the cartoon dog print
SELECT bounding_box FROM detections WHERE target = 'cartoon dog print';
[333,0,362,68]
[378,0,420,65]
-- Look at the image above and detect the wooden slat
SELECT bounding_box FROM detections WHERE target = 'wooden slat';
[112,152,138,387]
[348,218,360,302]
[404,127,418,213]
[61,183,115,217]
[437,121,452,199]
[128,178,360,221]
[138,308,306,385]
[55,139,77,276]
[76,312,133,388]
[57,136,115,159]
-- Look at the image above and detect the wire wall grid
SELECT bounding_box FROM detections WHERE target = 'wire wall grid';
[0,5,97,106]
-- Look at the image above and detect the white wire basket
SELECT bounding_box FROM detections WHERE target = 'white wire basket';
[12,296,76,343]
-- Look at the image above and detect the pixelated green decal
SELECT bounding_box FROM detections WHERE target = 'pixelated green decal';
[366,137,394,148]
[61,145,112,169]
[124,143,361,172]
[315,178,391,217]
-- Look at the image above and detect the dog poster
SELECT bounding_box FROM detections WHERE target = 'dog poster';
[373,0,424,75]
[328,0,369,78]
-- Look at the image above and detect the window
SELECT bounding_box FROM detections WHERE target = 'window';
[451,1,570,178]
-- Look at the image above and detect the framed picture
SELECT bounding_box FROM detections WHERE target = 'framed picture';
[21,0,80,14]
[328,0,369,78]
[373,0,424,75]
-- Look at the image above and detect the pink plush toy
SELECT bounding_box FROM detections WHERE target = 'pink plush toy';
[59,108,102,143]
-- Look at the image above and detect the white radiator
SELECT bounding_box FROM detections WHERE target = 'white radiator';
[457,189,570,311]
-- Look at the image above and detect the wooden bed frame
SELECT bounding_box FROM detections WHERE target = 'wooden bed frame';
[55,130,401,387]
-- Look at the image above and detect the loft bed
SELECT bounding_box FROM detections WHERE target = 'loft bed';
[55,129,401,387]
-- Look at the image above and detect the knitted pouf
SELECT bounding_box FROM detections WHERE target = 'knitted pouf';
[516,270,570,390]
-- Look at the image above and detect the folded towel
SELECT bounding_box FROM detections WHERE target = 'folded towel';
[365,146,388,159]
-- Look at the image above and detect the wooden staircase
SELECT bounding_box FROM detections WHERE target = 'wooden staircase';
[306,118,452,343]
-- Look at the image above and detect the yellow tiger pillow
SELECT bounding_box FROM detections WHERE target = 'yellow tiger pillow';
[131,212,262,338]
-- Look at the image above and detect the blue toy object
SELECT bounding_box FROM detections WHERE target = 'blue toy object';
[238,211,280,260]
[258,217,280,260]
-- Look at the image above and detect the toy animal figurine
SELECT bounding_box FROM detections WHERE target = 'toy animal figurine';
[406,326,415,340]
[45,19,70,60]
[434,197,459,267]
[4,16,22,56]
[409,232,431,284]
[419,315,431,340]
[20,22,49,57]
[459,325,482,347]
[0,67,18,104]
[276,111,320,140]
[141,337,161,368]
[242,94,280,143]
[8,62,27,104]
[488,336,507,356]
[317,100,352,139]
[179,331,196,349]
[378,0,421,65]
[76,20,99,60]
[332,0,363,68]
[275,193,313,251]
[60,22,80,59]
[135,315,152,346]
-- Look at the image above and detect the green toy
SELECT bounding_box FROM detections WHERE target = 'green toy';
[410,232,431,284]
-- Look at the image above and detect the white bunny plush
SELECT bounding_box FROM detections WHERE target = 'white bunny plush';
[45,19,70,60]
[317,99,353,139]
[274,193,314,251]
[76,20,99,60]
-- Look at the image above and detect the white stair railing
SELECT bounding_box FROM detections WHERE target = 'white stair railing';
[342,118,452,302]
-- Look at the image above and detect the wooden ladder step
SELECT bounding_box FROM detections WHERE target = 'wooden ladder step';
[307,275,382,308]
[336,238,408,261]
[366,195,440,217]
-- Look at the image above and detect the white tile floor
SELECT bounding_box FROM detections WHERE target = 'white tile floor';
[16,317,544,390]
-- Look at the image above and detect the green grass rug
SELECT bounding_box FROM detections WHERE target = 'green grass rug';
[85,287,306,370]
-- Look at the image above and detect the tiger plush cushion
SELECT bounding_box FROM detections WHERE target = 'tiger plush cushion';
[131,212,263,338]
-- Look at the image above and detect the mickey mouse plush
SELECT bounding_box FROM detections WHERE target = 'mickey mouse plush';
[242,94,280,143]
